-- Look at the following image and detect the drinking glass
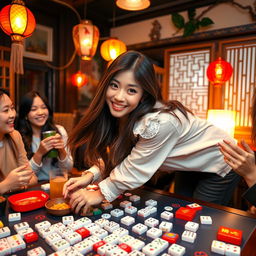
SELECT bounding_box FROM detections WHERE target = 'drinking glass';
[42,130,58,158]
[49,169,68,199]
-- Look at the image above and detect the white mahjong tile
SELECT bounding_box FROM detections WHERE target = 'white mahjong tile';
[40,183,50,190]
[92,228,108,239]
[51,238,70,251]
[45,232,62,246]
[113,227,129,237]
[59,246,83,256]
[146,227,162,239]
[27,246,46,256]
[145,199,157,207]
[84,222,100,232]
[132,223,148,235]
[97,243,118,256]
[101,202,113,210]
[56,227,74,238]
[35,220,51,231]
[102,213,112,219]
[186,203,202,209]
[67,222,82,231]
[14,221,29,232]
[159,221,173,232]
[151,238,169,252]
[0,238,11,256]
[211,240,226,255]
[73,239,94,254]
[75,216,92,226]
[145,206,157,214]
[144,217,159,227]
[181,230,197,243]
[95,218,110,227]
[118,235,136,245]
[111,209,124,217]
[39,227,55,238]
[103,233,120,245]
[142,242,161,256]
[0,226,10,238]
[160,211,173,220]
[73,220,84,229]
[104,221,120,233]
[120,200,132,208]
[128,238,145,251]
[137,208,151,218]
[110,247,129,256]
[168,243,186,256]
[128,250,145,256]
[129,195,140,202]
[51,222,66,231]
[17,227,34,238]
[200,216,212,224]
[225,243,241,256]
[185,221,199,232]
[64,232,82,245]
[6,234,26,253]
[62,216,74,225]
[125,205,137,214]
[86,235,101,244]
[121,216,135,226]
[8,212,21,222]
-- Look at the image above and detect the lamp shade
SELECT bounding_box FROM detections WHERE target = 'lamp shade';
[207,57,233,85]
[72,20,100,61]
[116,0,150,11]
[0,0,36,42]
[71,71,88,87]
[207,109,236,137]
[100,38,127,62]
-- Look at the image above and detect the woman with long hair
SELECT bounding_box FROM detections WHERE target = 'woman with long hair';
[16,91,73,181]
[63,50,240,215]
[0,89,37,194]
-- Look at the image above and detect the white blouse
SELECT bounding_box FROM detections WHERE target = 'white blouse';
[91,104,235,202]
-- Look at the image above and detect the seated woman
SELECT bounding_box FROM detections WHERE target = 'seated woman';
[0,89,37,194]
[16,91,73,181]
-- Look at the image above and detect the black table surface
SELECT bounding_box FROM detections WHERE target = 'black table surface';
[1,185,256,256]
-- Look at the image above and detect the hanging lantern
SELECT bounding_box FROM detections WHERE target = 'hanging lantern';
[0,0,36,74]
[72,20,99,61]
[207,57,233,86]
[116,0,150,11]
[71,71,88,87]
[100,38,127,62]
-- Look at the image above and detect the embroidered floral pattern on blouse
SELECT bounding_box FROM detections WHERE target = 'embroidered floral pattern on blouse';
[133,111,160,139]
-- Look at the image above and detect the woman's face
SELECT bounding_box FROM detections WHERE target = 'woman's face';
[0,94,16,139]
[106,70,144,120]
[27,96,49,129]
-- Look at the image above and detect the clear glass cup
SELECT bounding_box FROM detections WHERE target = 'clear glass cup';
[49,169,68,199]
[42,130,58,158]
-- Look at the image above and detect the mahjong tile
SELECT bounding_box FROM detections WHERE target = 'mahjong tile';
[120,200,132,208]
[35,221,51,231]
[145,199,157,207]
[151,238,169,251]
[75,227,90,239]
[181,230,197,243]
[225,243,241,256]
[168,243,186,256]
[56,227,74,238]
[125,206,138,214]
[27,246,46,256]
[129,239,145,251]
[17,227,34,238]
[41,183,50,190]
[64,232,82,245]
[145,206,157,214]
[185,221,199,232]
[0,238,12,255]
[129,195,140,203]
[86,234,101,244]
[51,238,70,251]
[75,216,92,226]
[45,232,62,246]
[111,209,124,217]
[0,227,10,238]
[146,227,162,239]
[200,216,212,224]
[8,213,21,222]
[39,227,55,238]
[186,203,202,211]
[121,216,135,226]
[62,216,74,225]
[6,234,26,253]
[159,221,173,232]
[211,240,226,254]
[137,208,151,218]
[58,246,83,256]
[84,222,100,232]
[110,247,129,255]
[118,235,136,245]
[128,250,145,255]
[104,221,120,233]
[73,239,94,254]
[142,242,162,256]
[95,218,110,228]
[14,222,29,232]
[103,233,120,245]
[113,227,129,237]
[102,202,113,210]
[92,228,108,239]
[144,217,159,227]
[132,223,148,235]
[160,211,173,220]
[97,243,118,255]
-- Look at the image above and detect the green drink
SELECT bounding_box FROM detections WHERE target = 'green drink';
[42,130,58,158]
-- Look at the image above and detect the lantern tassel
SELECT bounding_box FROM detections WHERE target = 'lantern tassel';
[10,42,24,75]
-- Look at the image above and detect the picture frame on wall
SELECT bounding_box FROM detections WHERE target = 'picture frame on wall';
[24,24,53,61]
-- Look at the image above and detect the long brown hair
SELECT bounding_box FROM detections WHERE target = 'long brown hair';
[252,90,256,145]
[68,51,191,177]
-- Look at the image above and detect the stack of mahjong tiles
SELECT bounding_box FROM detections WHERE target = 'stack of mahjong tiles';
[0,192,243,256]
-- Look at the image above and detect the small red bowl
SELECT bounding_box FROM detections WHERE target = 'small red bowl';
[8,190,49,212]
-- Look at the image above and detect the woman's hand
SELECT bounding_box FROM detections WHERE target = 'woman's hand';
[1,165,33,193]
[219,139,256,187]
[63,172,94,198]
[69,189,105,215]
[37,136,56,157]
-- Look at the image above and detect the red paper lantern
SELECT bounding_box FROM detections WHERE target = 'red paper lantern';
[71,71,88,87]
[207,57,233,85]
[0,0,36,74]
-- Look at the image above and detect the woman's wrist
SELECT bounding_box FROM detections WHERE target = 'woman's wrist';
[82,171,94,184]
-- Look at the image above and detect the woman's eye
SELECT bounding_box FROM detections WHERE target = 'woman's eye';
[109,82,118,89]
[128,88,137,94]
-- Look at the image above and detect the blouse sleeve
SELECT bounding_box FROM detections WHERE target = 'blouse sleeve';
[98,113,180,202]
[56,125,74,171]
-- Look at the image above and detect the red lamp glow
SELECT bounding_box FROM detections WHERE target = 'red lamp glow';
[71,71,88,87]
[0,0,36,74]
[207,57,233,86]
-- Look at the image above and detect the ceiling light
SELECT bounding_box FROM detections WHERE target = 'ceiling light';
[116,0,150,11]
